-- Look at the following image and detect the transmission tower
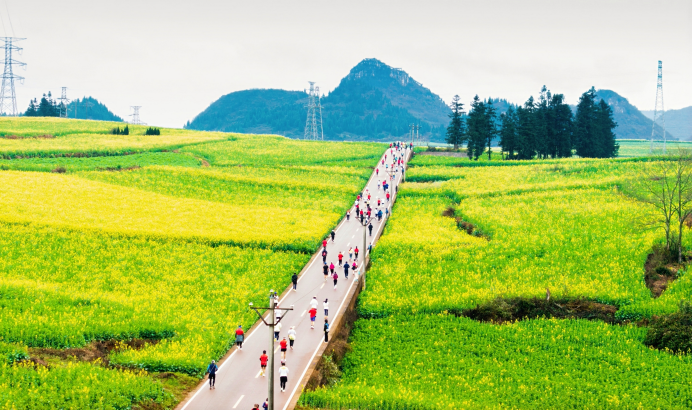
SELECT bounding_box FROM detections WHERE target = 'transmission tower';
[57,87,70,118]
[304,81,323,140]
[649,60,666,154]
[129,106,145,125]
[0,37,26,116]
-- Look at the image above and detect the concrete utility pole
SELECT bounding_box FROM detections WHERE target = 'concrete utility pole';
[250,291,293,410]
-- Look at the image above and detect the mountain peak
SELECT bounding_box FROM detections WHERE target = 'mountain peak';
[347,58,420,87]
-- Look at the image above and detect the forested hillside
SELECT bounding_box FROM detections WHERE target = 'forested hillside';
[186,59,449,141]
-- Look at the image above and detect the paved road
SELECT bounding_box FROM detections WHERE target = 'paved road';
[179,146,411,410]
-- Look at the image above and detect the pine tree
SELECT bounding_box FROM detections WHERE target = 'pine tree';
[548,93,573,158]
[484,98,498,160]
[516,96,537,160]
[535,86,550,159]
[499,106,518,159]
[596,99,619,158]
[24,98,38,117]
[466,95,487,160]
[574,87,599,158]
[445,95,466,149]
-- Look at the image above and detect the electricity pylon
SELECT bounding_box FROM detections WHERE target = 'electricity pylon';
[0,37,26,116]
[649,60,666,154]
[304,81,323,140]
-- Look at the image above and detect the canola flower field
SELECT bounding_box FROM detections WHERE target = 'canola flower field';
[0,117,385,408]
[301,153,692,408]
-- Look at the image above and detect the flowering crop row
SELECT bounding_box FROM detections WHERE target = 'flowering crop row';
[0,151,201,172]
[0,222,307,375]
[300,315,692,409]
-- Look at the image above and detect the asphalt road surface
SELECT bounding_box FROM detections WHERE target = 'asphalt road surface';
[179,146,411,410]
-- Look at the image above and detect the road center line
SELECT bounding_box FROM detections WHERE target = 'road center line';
[233,395,244,408]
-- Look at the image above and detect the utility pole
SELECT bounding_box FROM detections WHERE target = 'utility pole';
[57,87,70,118]
[649,60,666,154]
[0,37,26,116]
[304,82,324,140]
[249,292,293,410]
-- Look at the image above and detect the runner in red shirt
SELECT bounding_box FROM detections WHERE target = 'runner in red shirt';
[309,307,317,329]
[235,325,245,350]
[338,252,343,264]
[259,350,268,377]
[280,337,288,360]
[322,239,327,249]
[386,192,390,202]
[354,246,359,260]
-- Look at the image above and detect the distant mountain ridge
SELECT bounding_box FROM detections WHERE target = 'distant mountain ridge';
[640,106,692,141]
[68,97,123,122]
[186,58,450,141]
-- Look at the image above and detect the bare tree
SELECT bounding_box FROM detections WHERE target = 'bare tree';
[627,150,692,263]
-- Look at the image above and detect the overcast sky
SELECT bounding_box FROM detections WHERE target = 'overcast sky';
[4,0,691,127]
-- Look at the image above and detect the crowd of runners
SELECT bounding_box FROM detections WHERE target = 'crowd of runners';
[198,142,412,410]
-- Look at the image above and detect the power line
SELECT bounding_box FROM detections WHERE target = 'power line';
[304,81,323,140]
[4,2,13,37]
[649,60,666,154]
[0,36,25,116]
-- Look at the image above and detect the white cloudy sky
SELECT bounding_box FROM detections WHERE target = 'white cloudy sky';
[5,0,691,127]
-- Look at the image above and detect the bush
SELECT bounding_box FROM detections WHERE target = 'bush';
[643,301,692,354]
[111,125,130,135]
[145,127,161,136]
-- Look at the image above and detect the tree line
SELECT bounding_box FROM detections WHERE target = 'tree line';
[446,86,618,159]
[23,92,63,117]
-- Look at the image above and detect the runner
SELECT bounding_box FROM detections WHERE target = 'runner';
[376,168,379,176]
[368,242,373,254]
[262,399,268,410]
[235,325,244,350]
[322,248,328,263]
[348,247,353,260]
[274,321,282,341]
[309,306,317,329]
[386,191,390,202]
[338,251,343,265]
[323,298,329,316]
[330,230,336,242]
[354,246,359,260]
[206,360,218,389]
[332,271,338,289]
[322,239,327,249]
[259,350,268,377]
[287,326,296,350]
[291,272,298,291]
[343,260,350,278]
[280,337,288,360]
[310,296,318,310]
[368,222,373,236]
[346,209,350,221]
[323,319,330,343]
[323,262,329,281]
[377,209,383,221]
[279,361,289,392]
[329,261,335,275]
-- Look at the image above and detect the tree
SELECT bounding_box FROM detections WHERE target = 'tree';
[548,93,573,158]
[445,95,465,150]
[516,96,537,160]
[595,99,619,158]
[24,98,38,117]
[573,87,598,158]
[535,86,550,159]
[466,95,487,160]
[484,98,498,160]
[499,106,518,159]
[626,151,692,263]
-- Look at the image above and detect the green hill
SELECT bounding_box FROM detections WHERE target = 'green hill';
[67,97,123,122]
[186,58,450,141]
[640,106,692,141]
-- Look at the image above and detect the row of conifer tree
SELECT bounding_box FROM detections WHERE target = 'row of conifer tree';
[446,86,618,159]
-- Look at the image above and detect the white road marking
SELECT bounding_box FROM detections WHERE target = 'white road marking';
[233,395,244,408]
[301,310,306,317]
[274,346,280,353]
[320,283,325,289]
[255,370,262,379]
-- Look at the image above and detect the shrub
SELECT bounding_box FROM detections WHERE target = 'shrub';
[644,301,692,354]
